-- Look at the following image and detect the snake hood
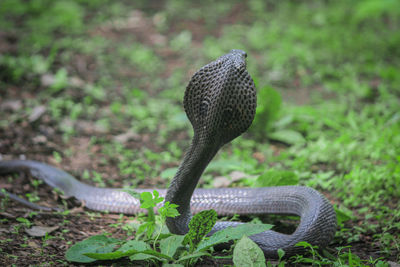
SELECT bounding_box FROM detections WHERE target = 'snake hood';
[183,49,257,147]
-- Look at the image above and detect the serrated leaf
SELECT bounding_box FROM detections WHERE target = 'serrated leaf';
[65,235,120,263]
[159,201,180,218]
[140,190,164,209]
[196,223,272,252]
[184,210,217,250]
[233,235,266,267]
[160,235,185,258]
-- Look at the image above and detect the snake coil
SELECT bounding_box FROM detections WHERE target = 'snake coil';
[0,50,336,258]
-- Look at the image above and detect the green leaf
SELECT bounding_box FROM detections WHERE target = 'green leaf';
[233,235,266,267]
[251,85,282,135]
[138,249,174,261]
[184,210,217,251]
[84,250,136,260]
[137,221,156,238]
[159,201,180,219]
[295,241,317,250]
[65,235,120,263]
[175,251,211,262]
[160,235,185,258]
[196,223,272,252]
[85,248,173,262]
[121,240,157,261]
[268,129,305,145]
[160,167,178,179]
[334,206,353,225]
[130,252,158,261]
[277,248,285,261]
[207,159,245,173]
[123,189,141,199]
[140,190,164,209]
[118,240,149,252]
[255,169,299,187]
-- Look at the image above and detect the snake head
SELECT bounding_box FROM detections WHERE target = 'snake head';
[184,49,257,146]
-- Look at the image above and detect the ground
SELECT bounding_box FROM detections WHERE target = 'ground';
[0,1,399,266]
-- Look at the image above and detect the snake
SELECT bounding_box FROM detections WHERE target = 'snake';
[0,49,336,258]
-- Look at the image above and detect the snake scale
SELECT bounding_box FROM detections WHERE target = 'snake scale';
[0,50,336,258]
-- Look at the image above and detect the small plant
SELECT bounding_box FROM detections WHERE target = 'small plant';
[290,242,390,267]
[16,217,32,228]
[65,190,272,265]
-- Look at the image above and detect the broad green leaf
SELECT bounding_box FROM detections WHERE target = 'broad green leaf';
[196,223,272,252]
[207,159,245,173]
[268,129,305,145]
[137,249,174,261]
[160,235,185,258]
[255,169,299,187]
[84,250,137,260]
[130,252,159,261]
[118,240,148,252]
[184,210,217,251]
[233,235,266,267]
[121,240,157,261]
[160,167,178,179]
[163,264,185,267]
[175,251,211,262]
[85,248,173,262]
[65,235,120,263]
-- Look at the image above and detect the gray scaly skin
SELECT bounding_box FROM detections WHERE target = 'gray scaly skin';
[0,50,336,258]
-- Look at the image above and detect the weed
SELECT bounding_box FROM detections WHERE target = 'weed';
[65,190,272,265]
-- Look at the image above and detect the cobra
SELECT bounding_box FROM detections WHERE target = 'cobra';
[0,49,336,258]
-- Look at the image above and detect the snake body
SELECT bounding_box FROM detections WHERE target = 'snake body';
[0,50,336,258]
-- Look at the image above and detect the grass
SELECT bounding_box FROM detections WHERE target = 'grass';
[0,0,399,265]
